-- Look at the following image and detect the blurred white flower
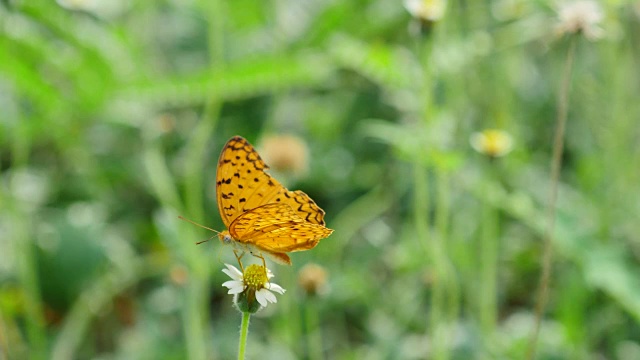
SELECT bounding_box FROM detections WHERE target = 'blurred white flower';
[470,129,514,158]
[556,1,604,40]
[222,264,286,309]
[260,134,309,177]
[404,0,447,22]
[298,263,329,297]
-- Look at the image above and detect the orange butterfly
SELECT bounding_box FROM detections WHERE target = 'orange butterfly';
[214,136,333,267]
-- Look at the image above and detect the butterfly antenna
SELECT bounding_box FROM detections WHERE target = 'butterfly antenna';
[177,216,220,234]
[178,216,222,245]
[196,234,217,245]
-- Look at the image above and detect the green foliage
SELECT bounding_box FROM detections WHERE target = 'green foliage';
[1,0,640,359]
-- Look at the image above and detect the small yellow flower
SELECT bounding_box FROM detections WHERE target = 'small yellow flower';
[259,135,309,177]
[470,129,514,158]
[555,1,604,40]
[298,263,329,297]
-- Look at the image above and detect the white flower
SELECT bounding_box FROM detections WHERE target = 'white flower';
[404,0,447,22]
[556,1,604,40]
[259,134,309,177]
[222,264,286,309]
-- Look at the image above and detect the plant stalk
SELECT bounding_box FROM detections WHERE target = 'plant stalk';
[527,36,577,359]
[238,312,251,360]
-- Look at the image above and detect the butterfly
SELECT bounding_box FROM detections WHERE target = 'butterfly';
[214,136,333,267]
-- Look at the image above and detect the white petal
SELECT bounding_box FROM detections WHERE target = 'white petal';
[255,290,268,307]
[222,264,243,280]
[222,281,244,294]
[221,269,234,279]
[222,280,242,289]
[227,286,244,295]
[259,289,277,304]
[266,283,286,294]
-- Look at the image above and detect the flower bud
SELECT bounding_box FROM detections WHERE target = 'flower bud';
[298,263,329,297]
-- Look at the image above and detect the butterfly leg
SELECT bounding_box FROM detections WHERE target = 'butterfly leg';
[251,253,269,279]
[233,250,246,271]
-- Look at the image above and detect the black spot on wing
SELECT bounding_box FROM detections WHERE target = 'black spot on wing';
[221,192,235,199]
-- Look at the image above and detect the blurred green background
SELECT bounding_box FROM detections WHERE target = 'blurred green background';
[2,0,640,359]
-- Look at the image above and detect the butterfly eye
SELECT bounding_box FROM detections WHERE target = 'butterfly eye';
[223,234,232,244]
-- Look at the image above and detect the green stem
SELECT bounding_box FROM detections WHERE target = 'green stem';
[14,212,47,360]
[304,300,324,360]
[183,102,220,224]
[479,181,498,336]
[527,36,578,359]
[8,119,47,359]
[201,0,225,67]
[413,35,451,360]
[238,312,251,360]
[181,1,224,358]
[436,169,459,329]
[184,277,208,360]
[181,114,217,360]
[413,163,448,360]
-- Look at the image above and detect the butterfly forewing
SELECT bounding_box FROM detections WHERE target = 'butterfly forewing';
[216,136,326,227]
[216,136,267,227]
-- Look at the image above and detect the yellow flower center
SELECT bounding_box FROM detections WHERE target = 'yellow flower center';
[483,131,506,155]
[471,129,513,157]
[243,264,268,290]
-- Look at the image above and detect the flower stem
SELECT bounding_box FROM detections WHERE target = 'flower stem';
[238,312,251,360]
[414,163,449,360]
[304,300,324,360]
[479,185,498,336]
[527,36,577,360]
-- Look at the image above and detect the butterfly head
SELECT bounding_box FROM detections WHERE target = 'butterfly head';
[218,230,233,245]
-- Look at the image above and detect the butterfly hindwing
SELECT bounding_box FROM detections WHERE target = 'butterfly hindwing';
[229,203,333,253]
